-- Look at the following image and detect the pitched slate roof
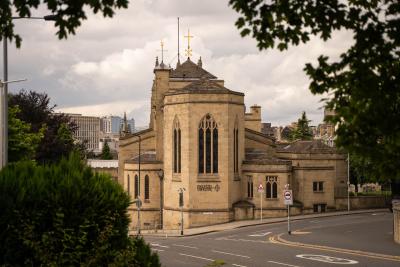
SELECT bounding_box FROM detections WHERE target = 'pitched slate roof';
[165,77,244,96]
[244,148,291,165]
[277,140,337,153]
[126,150,162,164]
[170,58,217,79]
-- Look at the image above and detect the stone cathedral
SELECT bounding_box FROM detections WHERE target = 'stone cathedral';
[118,56,348,230]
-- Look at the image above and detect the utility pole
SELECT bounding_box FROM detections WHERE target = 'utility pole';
[347,153,350,212]
[1,15,56,169]
[137,135,142,234]
[0,79,26,168]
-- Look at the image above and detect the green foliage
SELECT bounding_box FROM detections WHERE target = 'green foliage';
[9,90,86,164]
[8,105,45,162]
[0,153,160,266]
[1,0,129,48]
[229,0,400,182]
[290,111,313,141]
[101,141,113,160]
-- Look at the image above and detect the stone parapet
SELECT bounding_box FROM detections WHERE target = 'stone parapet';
[394,202,400,244]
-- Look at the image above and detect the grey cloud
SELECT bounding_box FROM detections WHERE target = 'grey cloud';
[4,0,352,127]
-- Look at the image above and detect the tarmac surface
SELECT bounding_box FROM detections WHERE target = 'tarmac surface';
[142,210,400,267]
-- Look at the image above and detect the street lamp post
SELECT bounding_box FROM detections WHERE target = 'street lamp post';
[178,188,185,235]
[347,153,350,212]
[1,15,57,168]
[137,135,141,235]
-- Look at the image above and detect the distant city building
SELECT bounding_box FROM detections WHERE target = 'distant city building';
[101,115,122,134]
[100,115,135,135]
[67,113,100,151]
[120,118,135,134]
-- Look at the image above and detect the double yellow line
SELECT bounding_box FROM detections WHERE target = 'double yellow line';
[269,234,400,262]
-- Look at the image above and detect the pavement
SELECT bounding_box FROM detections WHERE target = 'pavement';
[132,208,388,237]
[143,210,400,267]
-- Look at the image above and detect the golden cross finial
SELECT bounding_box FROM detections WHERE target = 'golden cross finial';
[157,40,168,63]
[184,28,193,58]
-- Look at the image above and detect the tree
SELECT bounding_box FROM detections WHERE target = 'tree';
[229,0,400,182]
[9,90,85,164]
[8,105,45,162]
[290,111,313,141]
[0,0,129,48]
[0,152,160,266]
[101,141,113,160]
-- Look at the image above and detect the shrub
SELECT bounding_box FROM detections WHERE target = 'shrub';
[0,153,160,266]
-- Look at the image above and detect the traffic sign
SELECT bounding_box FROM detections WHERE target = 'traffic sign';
[283,190,293,205]
[258,183,264,193]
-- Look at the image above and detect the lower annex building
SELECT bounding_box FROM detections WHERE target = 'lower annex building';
[118,56,348,230]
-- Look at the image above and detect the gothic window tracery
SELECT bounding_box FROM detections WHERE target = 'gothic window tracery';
[266,176,278,199]
[199,114,218,174]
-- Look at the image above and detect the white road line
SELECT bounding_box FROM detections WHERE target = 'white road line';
[173,244,198,249]
[212,250,250,259]
[151,243,169,248]
[267,260,301,267]
[249,231,271,237]
[152,248,164,252]
[232,264,247,267]
[179,253,214,262]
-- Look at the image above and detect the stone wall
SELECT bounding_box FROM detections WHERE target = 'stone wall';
[394,202,400,244]
[335,196,388,210]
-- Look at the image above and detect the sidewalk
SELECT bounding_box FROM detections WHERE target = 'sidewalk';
[130,208,388,237]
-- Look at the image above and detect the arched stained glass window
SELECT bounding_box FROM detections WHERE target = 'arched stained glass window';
[198,114,218,174]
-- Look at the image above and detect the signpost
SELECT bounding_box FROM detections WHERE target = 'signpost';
[134,198,142,235]
[178,188,185,235]
[258,183,264,221]
[283,185,293,235]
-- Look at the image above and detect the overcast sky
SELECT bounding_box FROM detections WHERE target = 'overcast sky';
[5,0,353,127]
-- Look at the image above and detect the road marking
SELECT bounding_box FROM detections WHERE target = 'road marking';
[216,237,269,243]
[292,230,311,235]
[232,264,247,267]
[152,248,164,252]
[173,244,198,249]
[267,260,301,267]
[296,254,358,264]
[179,253,214,261]
[269,234,400,262]
[249,231,271,237]
[212,250,250,258]
[151,243,169,248]
[310,220,319,223]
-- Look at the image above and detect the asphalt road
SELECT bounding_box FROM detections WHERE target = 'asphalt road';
[144,211,400,267]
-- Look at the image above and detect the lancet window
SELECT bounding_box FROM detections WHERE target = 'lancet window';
[173,118,181,173]
[233,118,239,173]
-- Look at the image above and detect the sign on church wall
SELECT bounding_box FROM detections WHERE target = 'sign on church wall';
[197,184,221,192]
